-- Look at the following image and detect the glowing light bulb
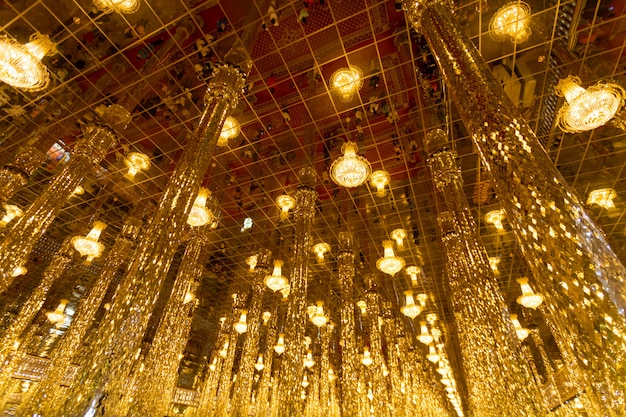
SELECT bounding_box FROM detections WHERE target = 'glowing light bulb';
[555,75,625,133]
[330,141,371,188]
[361,347,373,366]
[376,240,405,276]
[489,2,532,43]
[510,314,529,341]
[330,65,364,102]
[426,344,441,363]
[124,152,150,180]
[369,170,390,197]
[312,242,330,263]
[276,194,296,221]
[400,290,421,319]
[72,185,85,196]
[217,116,241,147]
[93,0,141,14]
[234,310,248,334]
[311,301,328,327]
[246,255,258,272]
[304,350,315,368]
[274,333,285,354]
[516,277,544,309]
[254,354,265,371]
[0,33,56,91]
[418,321,433,345]
[71,221,106,265]
[11,265,27,278]
[264,259,288,292]
[302,374,309,387]
[0,204,23,227]
[405,265,421,286]
[484,209,506,232]
[587,188,617,210]
[46,299,68,324]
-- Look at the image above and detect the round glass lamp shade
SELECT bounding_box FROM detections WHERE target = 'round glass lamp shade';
[0,34,56,91]
[555,75,625,133]
[330,65,364,102]
[489,2,532,43]
[264,259,288,292]
[93,0,141,14]
[330,141,371,188]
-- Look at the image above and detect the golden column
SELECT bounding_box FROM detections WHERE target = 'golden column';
[60,47,249,416]
[382,302,406,416]
[403,1,626,412]
[0,146,45,205]
[0,104,131,293]
[231,248,272,417]
[426,129,545,416]
[337,231,360,417]
[20,216,142,417]
[276,167,318,417]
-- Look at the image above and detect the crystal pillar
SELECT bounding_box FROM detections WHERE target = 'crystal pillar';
[61,50,249,416]
[276,167,318,417]
[364,275,391,417]
[319,324,331,417]
[0,236,73,400]
[0,104,131,293]
[194,320,230,417]
[337,231,360,417]
[404,0,626,411]
[426,129,545,416]
[382,302,405,417]
[255,320,278,417]
[20,216,142,417]
[127,226,210,417]
[0,146,45,206]
[231,248,272,417]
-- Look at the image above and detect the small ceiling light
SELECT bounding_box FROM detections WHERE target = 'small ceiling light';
[234,310,248,334]
[555,75,625,133]
[276,194,296,221]
[0,204,23,227]
[46,299,69,324]
[73,185,85,196]
[361,347,373,366]
[418,321,433,345]
[488,257,501,275]
[187,188,219,228]
[357,300,367,315]
[587,188,617,210]
[484,209,506,232]
[124,152,150,181]
[218,116,241,147]
[262,311,272,325]
[264,259,288,292]
[390,228,407,250]
[311,301,328,327]
[330,141,371,188]
[304,350,315,368]
[0,33,56,91]
[516,277,544,309]
[510,314,529,341]
[376,240,405,276]
[274,333,286,354]
[301,374,309,388]
[11,265,27,278]
[246,255,258,272]
[400,290,421,319]
[369,170,390,197]
[405,266,422,287]
[254,354,265,371]
[330,65,364,102]
[312,242,331,263]
[93,0,141,14]
[72,221,106,265]
[426,344,441,363]
[489,2,532,43]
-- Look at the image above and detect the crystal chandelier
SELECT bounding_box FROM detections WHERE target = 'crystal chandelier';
[405,265,421,286]
[234,310,248,334]
[587,188,617,209]
[0,204,23,227]
[376,240,405,276]
[276,194,296,221]
[11,265,27,277]
[330,141,371,188]
[72,185,85,196]
[93,0,141,14]
[312,242,330,263]
[361,347,373,366]
[510,314,529,341]
[484,209,505,232]
[46,299,68,324]
[217,116,241,147]
[516,277,544,309]
[426,344,441,363]
[264,259,288,292]
[390,228,407,250]
[124,152,151,181]
[489,2,532,43]
[310,301,328,327]
[246,255,258,272]
[274,333,285,354]
[71,221,106,265]
[488,256,500,275]
[417,321,433,345]
[400,290,421,319]
[0,33,56,91]
[187,188,219,228]
[555,75,625,133]
[303,350,315,368]
[329,65,364,102]
[369,170,390,197]
[254,354,265,371]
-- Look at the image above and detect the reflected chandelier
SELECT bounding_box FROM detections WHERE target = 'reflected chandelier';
[330,141,371,188]
[0,33,56,91]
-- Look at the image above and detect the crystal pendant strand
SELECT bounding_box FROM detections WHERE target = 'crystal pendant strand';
[230,248,272,417]
[0,105,130,293]
[0,146,45,206]
[402,0,626,412]
[255,313,278,417]
[275,167,318,417]
[0,237,74,408]
[382,302,406,416]
[319,324,331,417]
[127,225,211,417]
[337,231,360,417]
[60,52,249,416]
[19,215,142,416]
[426,128,545,416]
